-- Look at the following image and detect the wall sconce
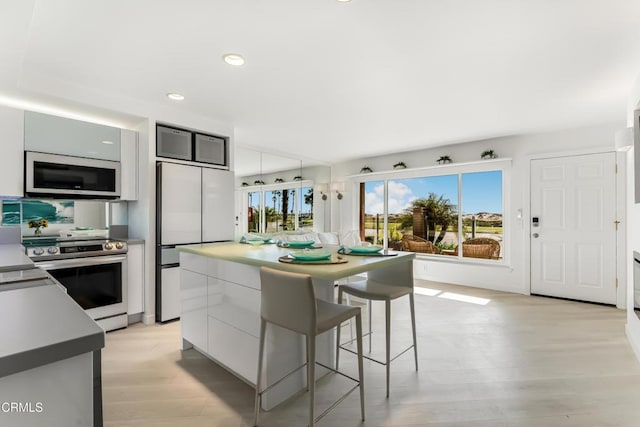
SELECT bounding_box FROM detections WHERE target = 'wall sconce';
[331,182,346,200]
[314,183,328,201]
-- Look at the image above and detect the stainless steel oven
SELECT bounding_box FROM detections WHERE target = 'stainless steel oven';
[34,252,128,332]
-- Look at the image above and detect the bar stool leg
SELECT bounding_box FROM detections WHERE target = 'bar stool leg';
[355,312,365,421]
[336,287,343,369]
[307,334,316,427]
[385,300,391,398]
[409,292,418,371]
[253,319,267,426]
[368,299,372,354]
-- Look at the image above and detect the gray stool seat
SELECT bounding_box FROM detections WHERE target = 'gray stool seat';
[316,299,360,334]
[254,267,365,427]
[337,278,418,398]
[339,279,412,300]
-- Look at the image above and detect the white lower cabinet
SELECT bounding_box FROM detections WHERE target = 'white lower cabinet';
[161,267,181,322]
[180,269,207,350]
[126,243,144,317]
[207,316,258,383]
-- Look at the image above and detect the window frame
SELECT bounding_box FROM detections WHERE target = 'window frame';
[350,158,511,266]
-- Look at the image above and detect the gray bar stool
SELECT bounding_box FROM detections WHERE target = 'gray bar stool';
[336,279,418,397]
[254,267,365,427]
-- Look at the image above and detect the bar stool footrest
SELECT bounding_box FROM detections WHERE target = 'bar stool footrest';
[338,343,415,366]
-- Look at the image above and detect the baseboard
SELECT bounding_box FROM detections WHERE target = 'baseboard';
[142,313,156,325]
[626,320,640,363]
[127,312,143,324]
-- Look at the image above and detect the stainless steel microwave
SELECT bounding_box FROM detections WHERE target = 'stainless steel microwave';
[25,151,121,199]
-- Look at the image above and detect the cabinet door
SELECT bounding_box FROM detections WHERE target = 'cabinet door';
[181,268,207,350]
[159,163,202,245]
[24,111,121,160]
[202,168,235,242]
[0,106,24,198]
[120,129,138,200]
[126,243,144,315]
[160,267,181,322]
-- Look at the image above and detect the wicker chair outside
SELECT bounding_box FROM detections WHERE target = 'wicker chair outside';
[401,234,441,254]
[461,237,500,260]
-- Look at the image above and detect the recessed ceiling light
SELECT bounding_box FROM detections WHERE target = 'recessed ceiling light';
[167,93,185,101]
[336,0,352,2]
[101,140,114,145]
[223,53,245,66]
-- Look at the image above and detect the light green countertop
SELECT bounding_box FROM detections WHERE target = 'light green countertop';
[177,242,415,281]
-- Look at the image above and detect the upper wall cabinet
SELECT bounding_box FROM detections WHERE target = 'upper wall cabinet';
[0,106,24,198]
[25,111,121,161]
[120,129,138,201]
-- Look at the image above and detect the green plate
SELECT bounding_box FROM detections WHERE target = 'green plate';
[289,250,331,261]
[348,245,383,254]
[246,239,265,246]
[286,241,315,248]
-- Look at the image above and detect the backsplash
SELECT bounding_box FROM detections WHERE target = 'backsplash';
[0,199,107,237]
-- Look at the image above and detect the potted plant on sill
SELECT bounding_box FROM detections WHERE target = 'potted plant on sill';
[360,166,373,174]
[274,178,284,183]
[481,149,498,159]
[393,161,407,170]
[254,180,265,185]
[436,155,452,165]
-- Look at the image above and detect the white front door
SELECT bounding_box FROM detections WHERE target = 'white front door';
[530,152,617,304]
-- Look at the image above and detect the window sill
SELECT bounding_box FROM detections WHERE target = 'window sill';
[413,252,510,268]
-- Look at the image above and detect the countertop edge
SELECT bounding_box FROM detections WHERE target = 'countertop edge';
[177,243,416,281]
[0,330,104,378]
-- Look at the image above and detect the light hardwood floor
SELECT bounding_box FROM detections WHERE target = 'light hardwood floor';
[102,280,640,426]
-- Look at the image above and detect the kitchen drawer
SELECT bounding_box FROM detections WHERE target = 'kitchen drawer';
[181,252,208,275]
[207,277,260,337]
[207,316,258,384]
[207,259,260,290]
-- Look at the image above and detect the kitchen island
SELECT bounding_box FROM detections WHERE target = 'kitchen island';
[177,242,415,409]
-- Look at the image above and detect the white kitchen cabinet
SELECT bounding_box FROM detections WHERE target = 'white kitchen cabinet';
[180,268,207,350]
[202,168,235,242]
[0,106,24,198]
[120,129,138,200]
[160,266,181,321]
[127,242,145,317]
[24,111,121,161]
[159,163,203,245]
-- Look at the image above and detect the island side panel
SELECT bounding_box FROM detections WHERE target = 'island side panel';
[180,252,319,410]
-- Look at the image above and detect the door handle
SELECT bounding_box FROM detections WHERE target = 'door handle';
[532,233,539,238]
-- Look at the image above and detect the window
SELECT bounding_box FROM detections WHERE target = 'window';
[247,191,261,233]
[299,186,314,229]
[357,160,507,262]
[241,182,314,233]
[361,180,384,244]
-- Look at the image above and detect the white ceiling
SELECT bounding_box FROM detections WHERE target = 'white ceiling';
[2,0,640,164]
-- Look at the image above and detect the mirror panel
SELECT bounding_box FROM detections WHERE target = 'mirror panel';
[233,148,331,233]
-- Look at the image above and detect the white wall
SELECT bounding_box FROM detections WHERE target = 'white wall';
[626,72,640,362]
[331,122,624,295]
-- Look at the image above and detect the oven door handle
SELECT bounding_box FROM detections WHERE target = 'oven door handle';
[36,255,127,270]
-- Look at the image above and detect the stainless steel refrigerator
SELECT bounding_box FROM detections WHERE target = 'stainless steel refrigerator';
[156,161,234,322]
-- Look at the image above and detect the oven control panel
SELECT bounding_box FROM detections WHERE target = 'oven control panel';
[25,239,128,259]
